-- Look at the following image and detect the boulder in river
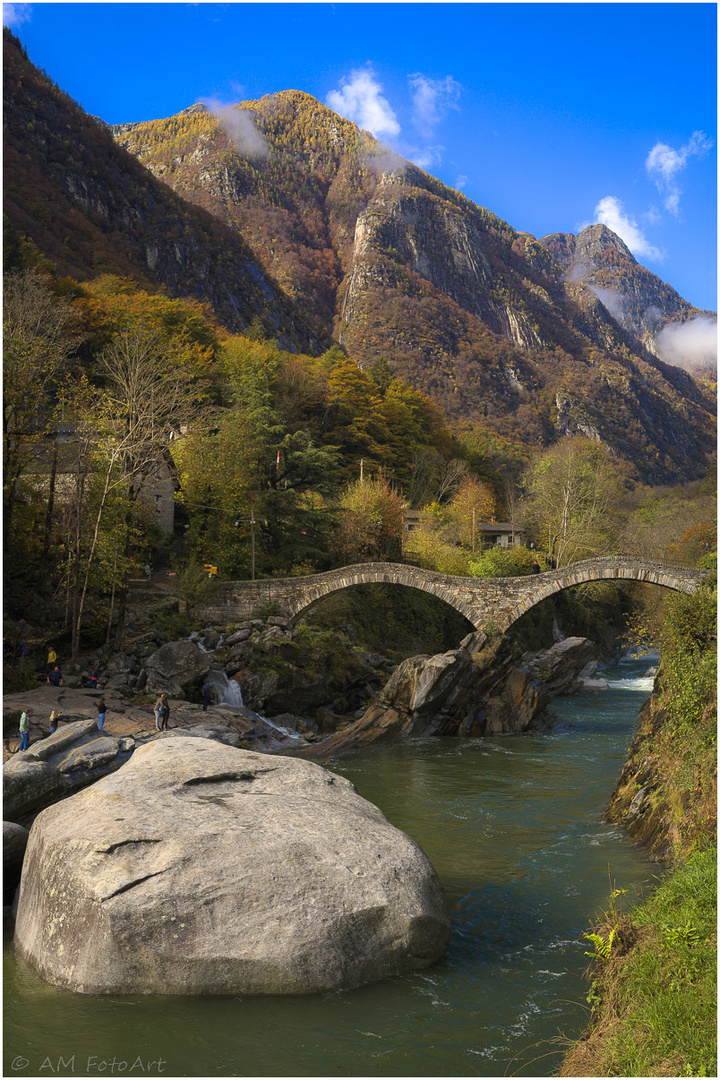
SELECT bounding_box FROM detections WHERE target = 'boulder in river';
[307,635,602,756]
[14,739,450,995]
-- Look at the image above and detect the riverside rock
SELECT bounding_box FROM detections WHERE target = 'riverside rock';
[307,635,601,756]
[14,739,450,995]
[144,639,211,697]
[4,821,29,901]
[3,719,134,823]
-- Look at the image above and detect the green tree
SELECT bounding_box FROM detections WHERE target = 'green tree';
[522,437,627,566]
[3,269,81,544]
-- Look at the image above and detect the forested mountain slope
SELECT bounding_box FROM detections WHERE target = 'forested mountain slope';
[3,29,715,485]
[108,93,717,485]
[2,30,319,352]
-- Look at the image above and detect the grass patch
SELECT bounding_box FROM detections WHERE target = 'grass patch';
[564,849,717,1077]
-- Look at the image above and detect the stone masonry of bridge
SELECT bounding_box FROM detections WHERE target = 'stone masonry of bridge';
[196,557,707,634]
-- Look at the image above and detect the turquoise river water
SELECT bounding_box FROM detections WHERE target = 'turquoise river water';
[4,655,661,1078]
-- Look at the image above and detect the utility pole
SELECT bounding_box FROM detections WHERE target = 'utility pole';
[472,506,476,553]
[250,497,256,581]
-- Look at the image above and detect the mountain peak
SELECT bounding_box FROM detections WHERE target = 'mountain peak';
[539,223,635,265]
[575,223,636,263]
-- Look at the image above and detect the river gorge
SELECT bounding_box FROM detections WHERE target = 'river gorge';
[3,656,659,1078]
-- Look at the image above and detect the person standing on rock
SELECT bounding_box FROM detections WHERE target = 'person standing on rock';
[47,665,63,687]
[159,694,170,730]
[49,710,61,735]
[201,680,214,712]
[47,647,57,667]
[87,668,100,689]
[18,709,30,751]
[154,693,170,730]
[97,698,107,731]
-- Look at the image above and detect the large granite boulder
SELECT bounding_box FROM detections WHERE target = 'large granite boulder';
[144,639,210,697]
[14,739,450,995]
[4,720,134,823]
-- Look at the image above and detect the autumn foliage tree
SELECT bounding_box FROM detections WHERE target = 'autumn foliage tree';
[335,477,404,563]
[449,476,498,549]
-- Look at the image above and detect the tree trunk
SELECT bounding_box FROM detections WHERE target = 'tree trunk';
[42,444,59,563]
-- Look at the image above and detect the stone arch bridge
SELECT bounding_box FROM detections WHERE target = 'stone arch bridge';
[197,557,707,635]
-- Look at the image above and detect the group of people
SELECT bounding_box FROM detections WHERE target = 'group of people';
[14,652,212,751]
[45,650,100,690]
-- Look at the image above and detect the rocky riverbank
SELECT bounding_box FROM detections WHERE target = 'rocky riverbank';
[304,632,603,757]
[4,608,616,984]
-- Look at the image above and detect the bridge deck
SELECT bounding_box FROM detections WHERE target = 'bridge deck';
[194,557,707,632]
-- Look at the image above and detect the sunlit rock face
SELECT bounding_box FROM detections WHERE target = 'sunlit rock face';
[14,739,450,995]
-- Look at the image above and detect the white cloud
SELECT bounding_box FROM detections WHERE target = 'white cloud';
[327,67,400,140]
[589,285,626,321]
[655,316,717,371]
[646,130,714,215]
[409,145,445,170]
[408,74,461,138]
[455,174,469,190]
[593,196,663,262]
[3,3,31,27]
[363,143,407,177]
[202,99,269,159]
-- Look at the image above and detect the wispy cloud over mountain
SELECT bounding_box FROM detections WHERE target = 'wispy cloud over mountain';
[408,74,461,138]
[646,131,714,215]
[3,3,32,28]
[327,66,462,173]
[202,98,269,158]
[410,145,445,170]
[655,316,717,371]
[592,196,663,262]
[326,67,400,140]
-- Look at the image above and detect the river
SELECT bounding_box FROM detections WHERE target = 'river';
[3,655,659,1078]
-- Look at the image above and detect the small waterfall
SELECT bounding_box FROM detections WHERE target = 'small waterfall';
[207,670,244,707]
[257,715,302,741]
[189,630,225,654]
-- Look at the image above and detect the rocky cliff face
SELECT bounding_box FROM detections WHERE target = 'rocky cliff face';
[539,223,711,357]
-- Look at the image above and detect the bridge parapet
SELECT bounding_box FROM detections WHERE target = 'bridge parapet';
[194,556,708,633]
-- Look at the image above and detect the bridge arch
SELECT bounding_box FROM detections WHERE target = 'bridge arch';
[283,563,480,626]
[489,558,706,635]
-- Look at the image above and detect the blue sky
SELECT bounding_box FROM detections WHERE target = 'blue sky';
[4,2,717,311]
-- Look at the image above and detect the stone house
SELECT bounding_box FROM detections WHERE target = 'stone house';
[28,427,178,535]
[402,510,525,548]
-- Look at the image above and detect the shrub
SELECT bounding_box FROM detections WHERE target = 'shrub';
[468,545,535,577]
